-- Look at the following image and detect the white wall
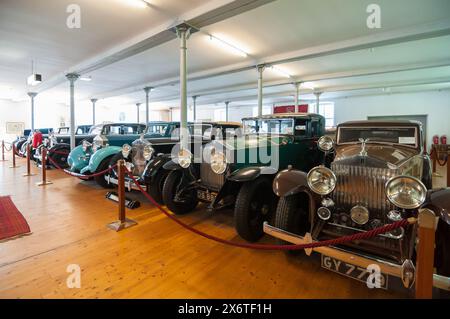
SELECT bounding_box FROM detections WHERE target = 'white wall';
[333,90,450,147]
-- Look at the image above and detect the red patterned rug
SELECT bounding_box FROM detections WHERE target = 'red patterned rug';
[0,196,31,241]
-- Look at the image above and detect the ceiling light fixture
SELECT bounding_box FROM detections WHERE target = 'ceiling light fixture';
[27,60,42,86]
[80,76,92,81]
[207,34,248,58]
[120,0,150,8]
[268,65,292,78]
[301,82,315,90]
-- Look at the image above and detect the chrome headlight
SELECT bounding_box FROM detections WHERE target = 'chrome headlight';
[143,145,155,161]
[82,140,92,152]
[177,149,192,168]
[122,144,131,158]
[385,175,426,209]
[307,166,337,195]
[210,151,227,175]
[318,136,334,152]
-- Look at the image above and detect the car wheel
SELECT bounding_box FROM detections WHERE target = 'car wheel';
[94,156,115,188]
[234,177,276,242]
[433,221,450,298]
[162,170,198,215]
[274,194,311,255]
[147,169,169,205]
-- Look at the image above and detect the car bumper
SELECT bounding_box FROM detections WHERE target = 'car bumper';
[263,222,450,291]
[104,174,147,192]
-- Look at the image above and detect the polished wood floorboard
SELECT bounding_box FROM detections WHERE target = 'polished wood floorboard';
[2,154,444,299]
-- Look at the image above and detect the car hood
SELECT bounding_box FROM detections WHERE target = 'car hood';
[334,144,420,169]
[217,134,292,151]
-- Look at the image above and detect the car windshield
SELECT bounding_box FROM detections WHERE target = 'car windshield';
[89,125,103,135]
[338,126,418,147]
[102,124,146,135]
[243,119,294,135]
[146,124,168,135]
[57,127,69,134]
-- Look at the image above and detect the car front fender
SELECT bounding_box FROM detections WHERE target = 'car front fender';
[227,166,278,182]
[272,168,310,197]
[424,188,450,225]
[162,159,183,171]
[68,145,91,172]
[81,146,121,174]
[143,154,171,184]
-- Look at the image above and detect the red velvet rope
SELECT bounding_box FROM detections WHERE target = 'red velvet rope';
[124,168,413,251]
[430,148,449,167]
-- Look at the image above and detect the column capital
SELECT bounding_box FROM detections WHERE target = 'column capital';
[90,98,98,104]
[27,92,38,98]
[136,102,142,106]
[314,91,323,97]
[192,95,199,101]
[225,101,230,106]
[143,87,153,94]
[293,81,303,89]
[256,64,266,73]
[172,22,197,39]
[66,73,80,82]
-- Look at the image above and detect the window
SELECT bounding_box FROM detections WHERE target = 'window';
[252,105,272,117]
[214,109,226,121]
[311,102,335,129]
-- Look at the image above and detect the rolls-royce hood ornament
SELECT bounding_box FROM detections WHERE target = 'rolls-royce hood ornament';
[359,138,369,157]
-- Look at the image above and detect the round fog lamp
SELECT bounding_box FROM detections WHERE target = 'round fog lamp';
[317,207,331,221]
[122,144,131,158]
[350,205,369,225]
[307,166,337,195]
[317,135,334,152]
[385,175,427,209]
[387,210,402,222]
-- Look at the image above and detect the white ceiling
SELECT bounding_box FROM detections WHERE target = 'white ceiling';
[1,0,450,110]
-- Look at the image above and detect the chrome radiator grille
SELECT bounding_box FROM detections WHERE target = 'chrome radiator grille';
[331,163,398,214]
[200,163,225,191]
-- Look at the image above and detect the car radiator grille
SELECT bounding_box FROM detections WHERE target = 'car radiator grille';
[200,163,225,191]
[331,163,398,215]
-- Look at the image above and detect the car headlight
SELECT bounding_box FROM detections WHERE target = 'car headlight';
[143,145,154,161]
[318,136,334,152]
[307,166,337,195]
[122,144,131,158]
[177,148,192,168]
[210,152,227,175]
[385,175,426,209]
[82,140,92,152]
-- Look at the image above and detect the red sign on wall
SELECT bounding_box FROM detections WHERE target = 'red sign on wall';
[273,104,308,114]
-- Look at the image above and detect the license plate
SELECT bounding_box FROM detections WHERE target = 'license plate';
[321,255,388,289]
[197,190,216,202]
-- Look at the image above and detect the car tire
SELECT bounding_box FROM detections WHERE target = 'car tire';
[274,194,311,255]
[94,155,115,188]
[162,170,198,215]
[49,146,70,169]
[234,177,276,242]
[147,169,169,205]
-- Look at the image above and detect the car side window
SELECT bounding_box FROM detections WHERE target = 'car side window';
[294,119,307,137]
[311,121,320,137]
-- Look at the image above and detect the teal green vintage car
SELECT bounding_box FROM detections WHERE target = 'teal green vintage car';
[161,113,326,242]
[67,123,147,186]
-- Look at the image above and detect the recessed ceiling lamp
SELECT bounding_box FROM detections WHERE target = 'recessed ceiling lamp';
[268,65,292,78]
[80,76,92,81]
[207,34,248,57]
[27,60,42,86]
[301,82,315,90]
[120,0,150,8]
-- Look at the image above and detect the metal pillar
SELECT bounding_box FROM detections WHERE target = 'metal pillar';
[294,82,301,110]
[66,73,80,150]
[136,103,141,123]
[314,92,322,114]
[225,101,230,121]
[90,98,98,125]
[192,95,198,121]
[257,64,265,117]
[27,92,38,131]
[176,24,191,151]
[144,87,152,125]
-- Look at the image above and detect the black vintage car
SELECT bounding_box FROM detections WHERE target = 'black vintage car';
[161,114,326,242]
[105,121,242,204]
[264,120,450,291]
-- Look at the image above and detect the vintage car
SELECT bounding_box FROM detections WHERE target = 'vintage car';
[34,124,97,168]
[12,129,32,156]
[264,120,450,290]
[161,113,326,242]
[105,121,242,204]
[67,122,177,187]
[17,128,54,158]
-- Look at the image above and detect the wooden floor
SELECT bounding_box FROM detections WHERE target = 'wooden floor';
[2,153,445,299]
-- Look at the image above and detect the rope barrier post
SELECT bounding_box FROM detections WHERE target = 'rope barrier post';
[415,208,437,299]
[1,140,6,162]
[107,159,137,231]
[23,143,36,177]
[447,153,450,187]
[36,147,52,186]
[9,144,19,168]
[432,145,437,174]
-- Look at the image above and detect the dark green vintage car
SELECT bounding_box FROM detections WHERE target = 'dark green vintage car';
[162,113,326,242]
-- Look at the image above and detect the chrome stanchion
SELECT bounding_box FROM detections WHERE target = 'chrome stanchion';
[107,159,137,231]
